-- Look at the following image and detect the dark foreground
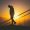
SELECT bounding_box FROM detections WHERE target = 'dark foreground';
[0,24,30,30]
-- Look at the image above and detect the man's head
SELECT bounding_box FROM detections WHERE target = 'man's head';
[8,5,13,8]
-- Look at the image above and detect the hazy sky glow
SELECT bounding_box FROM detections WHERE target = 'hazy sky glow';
[0,0,30,25]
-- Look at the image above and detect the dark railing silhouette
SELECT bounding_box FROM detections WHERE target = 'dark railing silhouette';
[4,9,30,25]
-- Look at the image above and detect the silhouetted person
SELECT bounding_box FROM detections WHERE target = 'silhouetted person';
[8,5,16,25]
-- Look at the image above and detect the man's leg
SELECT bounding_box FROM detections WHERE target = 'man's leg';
[11,14,16,24]
[12,18,16,24]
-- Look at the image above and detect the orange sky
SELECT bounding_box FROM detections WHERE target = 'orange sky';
[0,0,30,25]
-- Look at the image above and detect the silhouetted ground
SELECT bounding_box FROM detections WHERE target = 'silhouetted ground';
[0,24,30,30]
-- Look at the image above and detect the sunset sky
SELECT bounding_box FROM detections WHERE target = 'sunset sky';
[0,0,30,25]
